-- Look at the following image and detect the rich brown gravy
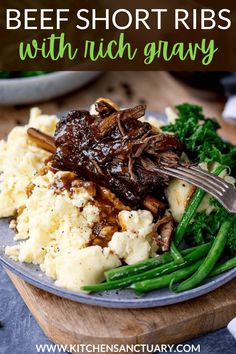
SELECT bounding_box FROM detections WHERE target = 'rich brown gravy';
[89,187,129,247]
[50,168,129,248]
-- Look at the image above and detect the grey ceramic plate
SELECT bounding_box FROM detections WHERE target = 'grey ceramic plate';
[0,71,101,106]
[1,218,236,309]
[0,111,236,309]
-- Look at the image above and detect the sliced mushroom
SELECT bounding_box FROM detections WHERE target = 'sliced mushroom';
[153,213,175,252]
[95,97,119,116]
[94,104,146,138]
[143,195,166,215]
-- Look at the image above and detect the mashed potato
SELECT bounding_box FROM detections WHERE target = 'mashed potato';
[2,108,157,292]
[5,169,122,291]
[51,246,121,292]
[109,210,157,264]
[5,169,156,291]
[0,108,58,217]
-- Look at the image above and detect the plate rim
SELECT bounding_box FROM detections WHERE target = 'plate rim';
[1,253,236,309]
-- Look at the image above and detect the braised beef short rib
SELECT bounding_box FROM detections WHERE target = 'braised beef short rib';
[52,100,182,208]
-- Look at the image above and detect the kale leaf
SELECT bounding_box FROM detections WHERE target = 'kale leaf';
[0,71,49,79]
[185,201,236,256]
[162,103,236,173]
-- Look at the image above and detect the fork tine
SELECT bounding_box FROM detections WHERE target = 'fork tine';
[176,166,227,193]
[189,166,231,190]
[155,166,224,198]
[153,165,236,213]
[161,162,230,192]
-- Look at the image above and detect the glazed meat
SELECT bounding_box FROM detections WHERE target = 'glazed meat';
[51,99,183,208]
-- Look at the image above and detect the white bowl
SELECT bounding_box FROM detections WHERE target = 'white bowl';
[0,71,101,106]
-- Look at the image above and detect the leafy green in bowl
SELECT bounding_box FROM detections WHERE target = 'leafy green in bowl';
[0,71,49,79]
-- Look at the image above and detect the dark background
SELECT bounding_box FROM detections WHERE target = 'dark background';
[0,0,236,70]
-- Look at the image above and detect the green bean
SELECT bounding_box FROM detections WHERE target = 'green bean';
[82,244,211,292]
[170,186,206,264]
[105,243,211,282]
[173,220,232,293]
[210,256,236,277]
[170,241,184,265]
[130,260,203,294]
[174,165,225,247]
[170,165,225,264]
[130,255,236,295]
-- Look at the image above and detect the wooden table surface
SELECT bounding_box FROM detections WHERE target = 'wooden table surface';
[0,71,235,143]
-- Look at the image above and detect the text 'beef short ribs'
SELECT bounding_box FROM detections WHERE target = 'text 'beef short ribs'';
[51,99,183,208]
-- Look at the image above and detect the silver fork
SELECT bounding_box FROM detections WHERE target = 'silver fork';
[154,164,236,213]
